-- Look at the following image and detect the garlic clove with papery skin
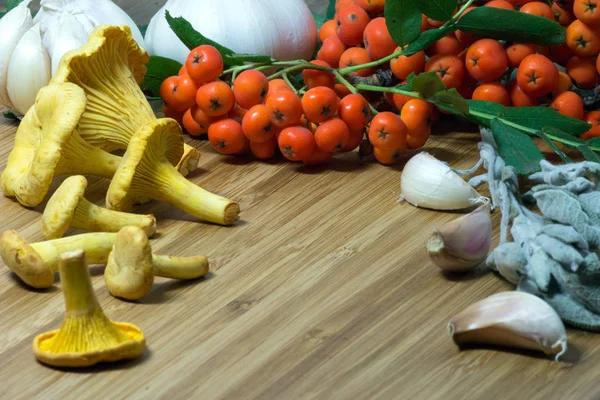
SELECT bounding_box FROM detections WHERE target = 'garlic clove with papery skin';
[400,152,483,211]
[0,0,33,111]
[448,291,568,361]
[47,14,90,76]
[7,24,52,116]
[427,204,492,272]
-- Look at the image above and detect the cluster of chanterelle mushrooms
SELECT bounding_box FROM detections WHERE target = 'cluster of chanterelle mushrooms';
[0,25,240,368]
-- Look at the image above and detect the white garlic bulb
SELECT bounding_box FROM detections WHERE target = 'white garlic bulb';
[0,0,144,116]
[145,0,317,64]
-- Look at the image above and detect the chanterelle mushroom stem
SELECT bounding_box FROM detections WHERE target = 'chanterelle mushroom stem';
[106,119,240,226]
[152,255,209,280]
[0,231,117,288]
[32,250,145,368]
[42,176,156,240]
[143,161,241,226]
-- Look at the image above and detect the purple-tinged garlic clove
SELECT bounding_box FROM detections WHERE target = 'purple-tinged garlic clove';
[448,291,567,361]
[427,204,492,272]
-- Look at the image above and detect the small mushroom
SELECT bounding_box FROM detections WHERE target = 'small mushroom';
[33,250,146,368]
[104,226,209,300]
[52,24,199,176]
[42,175,157,240]
[1,82,122,207]
[106,119,240,226]
[0,230,118,288]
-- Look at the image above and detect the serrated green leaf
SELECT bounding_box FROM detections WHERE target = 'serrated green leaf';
[468,100,591,136]
[403,25,456,56]
[504,108,591,136]
[542,127,585,144]
[455,7,565,45]
[326,0,336,19]
[416,0,457,22]
[412,71,446,98]
[140,55,183,98]
[385,0,421,47]
[491,119,544,175]
[434,88,469,115]
[3,111,19,120]
[535,131,572,163]
[586,137,600,147]
[578,146,600,162]
[7,0,25,11]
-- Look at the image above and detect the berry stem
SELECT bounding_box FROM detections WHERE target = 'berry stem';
[338,49,403,76]
[282,72,299,94]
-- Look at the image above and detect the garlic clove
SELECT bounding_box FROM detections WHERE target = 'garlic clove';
[0,0,33,110]
[427,204,492,272]
[47,13,90,76]
[448,291,568,361]
[7,24,52,116]
[400,152,483,211]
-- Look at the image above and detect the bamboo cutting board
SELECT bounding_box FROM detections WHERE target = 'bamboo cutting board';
[1,1,599,399]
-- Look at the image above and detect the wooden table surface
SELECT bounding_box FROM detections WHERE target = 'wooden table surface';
[1,1,599,399]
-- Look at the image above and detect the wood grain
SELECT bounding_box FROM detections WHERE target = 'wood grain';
[1,1,598,399]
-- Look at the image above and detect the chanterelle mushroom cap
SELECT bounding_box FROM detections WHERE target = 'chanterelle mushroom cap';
[105,226,154,300]
[0,231,117,288]
[41,176,88,240]
[41,176,157,240]
[107,119,184,211]
[106,119,240,225]
[0,231,54,288]
[51,24,198,176]
[33,250,145,368]
[0,83,121,207]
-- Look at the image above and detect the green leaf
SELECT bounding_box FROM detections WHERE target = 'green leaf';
[224,54,275,64]
[586,137,600,147]
[140,55,183,98]
[403,25,456,56]
[491,119,544,175]
[7,0,25,11]
[434,88,469,115]
[503,108,591,136]
[535,130,572,163]
[3,111,19,120]
[0,12,5,19]
[313,12,327,31]
[468,100,591,136]
[385,0,421,47]
[542,126,585,145]
[411,71,446,98]
[578,146,600,162]
[416,0,457,22]
[326,0,336,19]
[455,7,565,45]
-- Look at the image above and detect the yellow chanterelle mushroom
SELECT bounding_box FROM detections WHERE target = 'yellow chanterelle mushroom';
[106,119,240,226]
[105,226,209,300]
[42,176,157,240]
[51,24,199,176]
[0,229,210,289]
[33,250,145,368]
[1,82,122,207]
[0,231,117,288]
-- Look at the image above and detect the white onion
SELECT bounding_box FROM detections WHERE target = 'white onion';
[145,0,317,64]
